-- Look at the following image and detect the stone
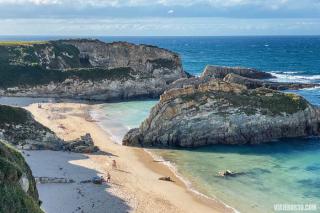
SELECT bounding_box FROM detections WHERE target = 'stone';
[158,176,173,182]
[63,133,99,153]
[19,173,30,193]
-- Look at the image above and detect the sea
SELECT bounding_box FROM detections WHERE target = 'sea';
[1,36,320,213]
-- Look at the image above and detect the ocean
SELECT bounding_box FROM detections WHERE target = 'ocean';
[1,36,320,212]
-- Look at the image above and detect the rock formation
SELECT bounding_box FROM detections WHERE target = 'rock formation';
[0,140,43,213]
[168,65,316,92]
[201,65,274,80]
[123,79,320,147]
[0,105,98,153]
[0,39,187,101]
[223,73,318,90]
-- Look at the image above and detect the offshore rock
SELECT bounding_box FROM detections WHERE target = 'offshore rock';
[201,65,274,80]
[223,73,318,90]
[123,80,320,147]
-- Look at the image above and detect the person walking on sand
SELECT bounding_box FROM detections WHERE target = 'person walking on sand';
[107,172,111,183]
[112,160,117,169]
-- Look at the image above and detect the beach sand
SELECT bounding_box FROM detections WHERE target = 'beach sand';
[25,103,233,213]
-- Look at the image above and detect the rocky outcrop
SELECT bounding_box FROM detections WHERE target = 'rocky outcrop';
[201,65,274,80]
[64,133,99,153]
[123,80,320,147]
[223,73,318,90]
[0,105,98,153]
[0,39,186,101]
[0,140,43,213]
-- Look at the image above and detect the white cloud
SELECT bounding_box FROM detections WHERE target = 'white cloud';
[0,0,318,8]
[0,17,319,36]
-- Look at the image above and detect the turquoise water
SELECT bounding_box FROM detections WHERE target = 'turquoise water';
[92,96,320,213]
[90,100,158,143]
[2,36,320,212]
[92,85,320,212]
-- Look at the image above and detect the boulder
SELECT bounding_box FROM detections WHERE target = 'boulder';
[63,133,99,153]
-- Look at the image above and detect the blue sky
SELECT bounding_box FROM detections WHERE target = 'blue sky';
[0,0,320,36]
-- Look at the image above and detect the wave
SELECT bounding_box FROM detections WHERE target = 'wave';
[270,72,320,84]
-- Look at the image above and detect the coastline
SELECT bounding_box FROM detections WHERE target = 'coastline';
[25,102,234,213]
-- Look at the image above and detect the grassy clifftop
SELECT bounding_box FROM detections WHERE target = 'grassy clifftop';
[0,140,42,213]
[0,40,136,88]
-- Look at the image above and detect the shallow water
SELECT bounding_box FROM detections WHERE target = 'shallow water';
[90,100,158,144]
[91,98,320,213]
[2,36,320,212]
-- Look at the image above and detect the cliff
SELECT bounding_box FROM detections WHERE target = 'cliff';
[0,39,186,101]
[123,79,320,147]
[0,140,42,213]
[0,105,98,152]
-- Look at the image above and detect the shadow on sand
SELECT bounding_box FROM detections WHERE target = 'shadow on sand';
[23,150,131,213]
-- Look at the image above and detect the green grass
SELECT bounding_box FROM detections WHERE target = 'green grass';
[0,41,47,46]
[0,105,30,125]
[179,88,308,116]
[0,42,136,88]
[0,141,42,213]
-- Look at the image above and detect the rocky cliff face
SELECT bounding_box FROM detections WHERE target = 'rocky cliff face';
[0,105,98,152]
[0,39,186,101]
[0,140,42,213]
[123,80,320,147]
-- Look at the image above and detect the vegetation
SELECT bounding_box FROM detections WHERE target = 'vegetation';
[0,41,136,88]
[0,105,30,125]
[148,58,177,70]
[0,41,47,46]
[0,140,42,213]
[180,88,308,116]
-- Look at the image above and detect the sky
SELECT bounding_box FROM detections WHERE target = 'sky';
[0,0,320,36]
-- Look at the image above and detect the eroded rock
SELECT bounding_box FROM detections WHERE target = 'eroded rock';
[123,79,320,147]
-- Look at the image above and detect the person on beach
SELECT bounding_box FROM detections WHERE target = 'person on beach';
[112,160,117,169]
[107,172,111,183]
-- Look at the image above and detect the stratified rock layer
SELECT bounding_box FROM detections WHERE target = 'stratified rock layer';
[0,39,186,101]
[123,80,320,147]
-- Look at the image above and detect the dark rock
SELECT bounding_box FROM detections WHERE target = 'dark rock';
[223,73,318,90]
[158,176,174,182]
[201,65,274,80]
[63,133,99,153]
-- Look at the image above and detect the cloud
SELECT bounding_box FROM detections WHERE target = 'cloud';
[0,0,319,18]
[0,17,319,36]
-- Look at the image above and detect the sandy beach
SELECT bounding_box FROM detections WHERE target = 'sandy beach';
[25,102,233,213]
